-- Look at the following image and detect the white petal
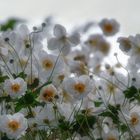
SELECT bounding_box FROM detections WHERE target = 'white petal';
[18,24,30,38]
[54,24,66,38]
[47,38,62,50]
[79,75,90,83]
[69,33,80,46]
[0,47,8,56]
[61,43,71,55]
[63,77,76,95]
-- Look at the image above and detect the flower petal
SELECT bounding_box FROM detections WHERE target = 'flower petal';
[18,24,30,38]
[54,24,66,38]
[69,33,80,46]
[47,38,62,50]
[60,41,71,55]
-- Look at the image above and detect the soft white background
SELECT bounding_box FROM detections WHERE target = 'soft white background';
[0,0,140,35]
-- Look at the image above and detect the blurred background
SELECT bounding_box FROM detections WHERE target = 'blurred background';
[0,0,139,35]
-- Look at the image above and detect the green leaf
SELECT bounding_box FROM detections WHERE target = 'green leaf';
[13,72,27,79]
[86,115,97,128]
[94,101,103,107]
[0,18,24,31]
[1,135,13,140]
[0,96,12,102]
[120,124,128,134]
[59,120,70,130]
[72,114,96,136]
[108,104,119,115]
[24,93,35,104]
[1,136,11,140]
[15,91,41,112]
[123,86,137,99]
[15,103,26,112]
[33,81,52,95]
[0,75,9,83]
[28,78,39,89]
[99,110,119,124]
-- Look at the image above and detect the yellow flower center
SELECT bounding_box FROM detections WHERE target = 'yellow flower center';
[61,36,68,43]
[103,23,113,33]
[135,47,140,54]
[98,41,110,54]
[24,38,30,48]
[74,83,86,93]
[62,91,72,102]
[74,55,86,62]
[8,120,20,132]
[107,137,116,140]
[130,115,139,126]
[120,38,132,51]
[43,118,49,124]
[107,84,117,94]
[42,89,55,102]
[88,39,98,47]
[58,75,65,81]
[19,58,28,67]
[11,84,21,93]
[42,59,54,70]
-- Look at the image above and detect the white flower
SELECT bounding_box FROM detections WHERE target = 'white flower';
[68,60,87,75]
[38,50,64,80]
[129,112,140,133]
[118,34,140,66]
[52,70,69,87]
[117,36,132,54]
[99,19,120,36]
[35,104,56,130]
[80,97,105,116]
[57,102,73,121]
[63,75,93,100]
[4,77,27,99]
[10,24,31,55]
[39,84,57,103]
[68,46,90,66]
[47,24,80,55]
[85,34,110,54]
[118,34,140,67]
[128,34,140,65]
[103,130,119,140]
[8,53,30,73]
[0,113,27,139]
[126,57,139,73]
[88,51,104,73]
[85,34,104,51]
[0,30,16,57]
[20,106,43,131]
[0,36,9,59]
[10,24,43,56]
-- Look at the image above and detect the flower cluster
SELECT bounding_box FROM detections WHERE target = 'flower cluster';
[0,17,139,140]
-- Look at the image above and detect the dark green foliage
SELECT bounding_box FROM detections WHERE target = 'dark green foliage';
[15,91,41,112]
[94,101,103,107]
[99,104,120,124]
[0,75,8,83]
[28,78,39,89]
[59,120,70,131]
[0,18,24,31]
[1,135,12,140]
[120,124,128,134]
[123,86,140,103]
[72,114,96,136]
[12,72,27,79]
[123,86,137,99]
